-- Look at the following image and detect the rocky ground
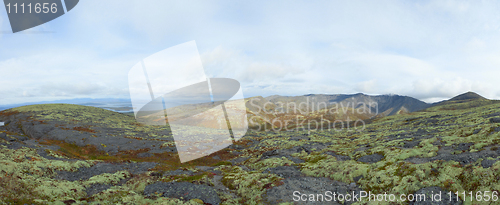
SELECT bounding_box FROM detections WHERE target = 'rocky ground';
[1,100,500,204]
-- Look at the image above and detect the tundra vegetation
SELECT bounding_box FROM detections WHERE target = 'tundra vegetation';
[0,96,500,204]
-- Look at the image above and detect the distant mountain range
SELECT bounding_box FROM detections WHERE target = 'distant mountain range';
[0,98,133,113]
[1,92,495,131]
[244,91,496,130]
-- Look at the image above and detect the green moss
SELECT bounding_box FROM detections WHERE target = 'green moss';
[85,171,131,186]
[307,155,327,164]
[0,147,95,202]
[219,166,283,204]
[4,100,500,204]
[248,157,295,171]
[300,154,369,184]
[214,161,232,166]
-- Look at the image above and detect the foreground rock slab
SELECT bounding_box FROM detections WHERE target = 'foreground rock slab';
[144,182,221,205]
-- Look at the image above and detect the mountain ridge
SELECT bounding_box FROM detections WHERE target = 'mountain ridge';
[1,91,500,203]
[245,91,491,130]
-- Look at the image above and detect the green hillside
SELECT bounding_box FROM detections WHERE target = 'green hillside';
[1,99,500,204]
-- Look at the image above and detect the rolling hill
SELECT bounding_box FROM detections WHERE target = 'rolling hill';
[246,93,433,131]
[135,91,492,132]
[1,91,500,204]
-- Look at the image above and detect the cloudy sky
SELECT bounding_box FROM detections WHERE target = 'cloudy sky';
[1,0,500,105]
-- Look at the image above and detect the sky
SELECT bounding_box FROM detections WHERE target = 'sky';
[1,0,500,105]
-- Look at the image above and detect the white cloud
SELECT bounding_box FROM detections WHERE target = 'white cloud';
[356,80,377,94]
[406,77,494,102]
[2,1,500,104]
[0,49,135,104]
[412,77,471,98]
[425,0,471,13]
[240,62,303,83]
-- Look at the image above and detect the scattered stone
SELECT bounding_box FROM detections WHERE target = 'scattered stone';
[430,168,439,176]
[149,172,163,177]
[481,160,496,168]
[262,166,303,178]
[490,118,500,123]
[85,179,128,196]
[403,140,421,148]
[12,135,28,141]
[357,154,384,163]
[354,144,372,153]
[353,175,363,182]
[296,143,330,154]
[289,136,310,141]
[229,144,244,150]
[0,133,14,141]
[259,148,305,163]
[229,156,249,164]
[483,112,500,118]
[56,162,157,181]
[425,119,440,125]
[405,117,422,123]
[325,152,351,161]
[144,182,220,205]
[62,200,76,205]
[432,139,446,147]
[3,141,28,149]
[195,166,213,172]
[493,127,500,133]
[137,152,152,158]
[211,175,238,199]
[261,149,281,158]
[406,149,498,166]
[164,169,194,176]
[453,143,473,151]
[287,156,305,163]
[20,122,47,139]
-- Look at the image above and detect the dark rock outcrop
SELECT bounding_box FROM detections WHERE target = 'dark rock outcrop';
[144,182,221,205]
[357,154,384,163]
